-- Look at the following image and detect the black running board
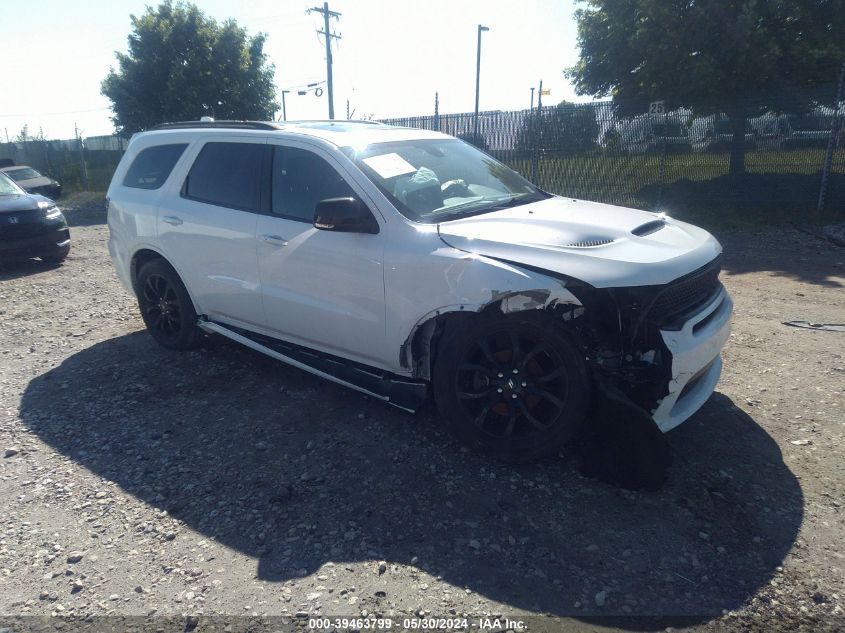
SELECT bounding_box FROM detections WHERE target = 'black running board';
[197,320,428,413]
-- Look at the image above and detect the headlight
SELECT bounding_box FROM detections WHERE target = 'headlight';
[44,206,63,219]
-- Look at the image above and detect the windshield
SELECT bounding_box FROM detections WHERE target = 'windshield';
[347,138,548,223]
[4,166,43,181]
[0,172,24,196]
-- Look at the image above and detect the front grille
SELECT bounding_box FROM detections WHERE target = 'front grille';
[0,210,49,243]
[647,256,722,325]
[0,224,47,241]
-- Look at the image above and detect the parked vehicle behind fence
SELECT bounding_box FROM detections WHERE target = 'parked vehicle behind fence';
[107,120,732,463]
[689,114,755,153]
[608,113,692,155]
[749,106,842,151]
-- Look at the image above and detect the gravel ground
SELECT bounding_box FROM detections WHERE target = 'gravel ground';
[0,197,843,632]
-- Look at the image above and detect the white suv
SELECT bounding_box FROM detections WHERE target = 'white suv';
[107,120,732,462]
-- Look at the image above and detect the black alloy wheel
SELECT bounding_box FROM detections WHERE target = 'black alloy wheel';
[136,259,202,350]
[433,313,590,462]
[143,273,181,336]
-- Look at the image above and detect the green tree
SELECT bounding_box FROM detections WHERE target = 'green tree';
[102,1,278,134]
[13,125,46,143]
[13,125,30,143]
[566,1,844,175]
[516,101,599,156]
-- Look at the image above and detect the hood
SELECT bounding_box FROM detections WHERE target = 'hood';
[0,193,54,214]
[437,196,722,288]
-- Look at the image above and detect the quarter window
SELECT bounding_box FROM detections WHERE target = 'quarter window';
[123,144,187,190]
[271,146,355,221]
[184,142,265,211]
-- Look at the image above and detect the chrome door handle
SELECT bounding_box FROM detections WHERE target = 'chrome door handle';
[161,215,183,226]
[261,234,288,246]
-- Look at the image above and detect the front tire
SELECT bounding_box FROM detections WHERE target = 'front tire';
[136,259,202,350]
[433,312,590,463]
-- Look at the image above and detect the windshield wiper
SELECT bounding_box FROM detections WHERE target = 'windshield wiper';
[483,193,546,212]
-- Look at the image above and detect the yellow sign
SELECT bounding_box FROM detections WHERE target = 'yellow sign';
[540,89,551,96]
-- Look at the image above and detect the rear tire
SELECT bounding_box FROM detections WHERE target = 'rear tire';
[432,312,590,463]
[136,259,202,350]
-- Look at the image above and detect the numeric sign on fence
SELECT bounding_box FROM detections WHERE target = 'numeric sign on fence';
[649,100,666,115]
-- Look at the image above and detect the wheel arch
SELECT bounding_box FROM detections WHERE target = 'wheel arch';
[401,286,584,381]
[129,247,203,315]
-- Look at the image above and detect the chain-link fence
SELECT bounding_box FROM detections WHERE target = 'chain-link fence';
[0,135,127,194]
[381,86,845,215]
[3,86,842,216]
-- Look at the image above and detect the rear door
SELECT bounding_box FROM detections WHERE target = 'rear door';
[157,136,266,327]
[255,142,387,367]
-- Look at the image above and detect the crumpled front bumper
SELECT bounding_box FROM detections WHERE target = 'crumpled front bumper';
[651,285,733,432]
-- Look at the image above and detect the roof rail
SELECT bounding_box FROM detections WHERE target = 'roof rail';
[149,120,283,131]
[284,120,385,126]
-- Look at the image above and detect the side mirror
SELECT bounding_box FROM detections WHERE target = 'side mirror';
[314,197,379,234]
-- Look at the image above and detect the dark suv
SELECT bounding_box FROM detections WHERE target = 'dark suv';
[0,171,70,263]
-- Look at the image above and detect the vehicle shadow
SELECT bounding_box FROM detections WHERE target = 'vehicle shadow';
[19,332,802,623]
[64,206,107,227]
[720,227,844,289]
[0,257,65,282]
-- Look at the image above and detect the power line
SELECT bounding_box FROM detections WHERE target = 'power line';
[0,107,111,117]
[307,2,341,119]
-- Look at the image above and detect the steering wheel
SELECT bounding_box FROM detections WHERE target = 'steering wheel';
[440,179,470,197]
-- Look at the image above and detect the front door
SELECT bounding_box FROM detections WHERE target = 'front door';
[255,143,387,367]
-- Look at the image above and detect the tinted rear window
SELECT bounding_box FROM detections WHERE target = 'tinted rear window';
[123,144,187,190]
[183,142,265,211]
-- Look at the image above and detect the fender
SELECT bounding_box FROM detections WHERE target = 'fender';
[128,244,206,316]
[392,248,583,379]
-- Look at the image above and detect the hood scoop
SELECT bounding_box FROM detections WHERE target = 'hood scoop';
[631,218,666,237]
[566,237,615,248]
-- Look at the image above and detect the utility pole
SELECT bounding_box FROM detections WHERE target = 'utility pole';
[530,87,535,111]
[74,122,89,191]
[346,99,350,120]
[434,92,439,131]
[473,24,490,139]
[309,2,341,119]
[280,90,290,121]
[818,59,845,213]
[531,80,543,184]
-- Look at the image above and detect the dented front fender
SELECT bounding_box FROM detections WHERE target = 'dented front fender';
[385,230,582,377]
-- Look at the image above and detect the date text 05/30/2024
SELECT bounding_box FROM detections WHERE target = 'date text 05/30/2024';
[308,617,527,630]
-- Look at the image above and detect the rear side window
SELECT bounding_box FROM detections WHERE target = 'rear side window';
[183,142,265,211]
[123,144,187,190]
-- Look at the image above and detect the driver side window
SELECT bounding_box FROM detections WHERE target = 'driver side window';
[271,146,355,222]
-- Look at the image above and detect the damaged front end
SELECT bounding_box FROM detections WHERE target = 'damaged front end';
[551,256,731,431]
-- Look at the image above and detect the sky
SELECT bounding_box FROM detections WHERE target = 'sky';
[0,0,587,141]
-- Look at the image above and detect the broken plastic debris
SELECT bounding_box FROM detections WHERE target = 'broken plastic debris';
[783,321,845,332]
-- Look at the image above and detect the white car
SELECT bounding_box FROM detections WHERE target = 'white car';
[107,120,732,462]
